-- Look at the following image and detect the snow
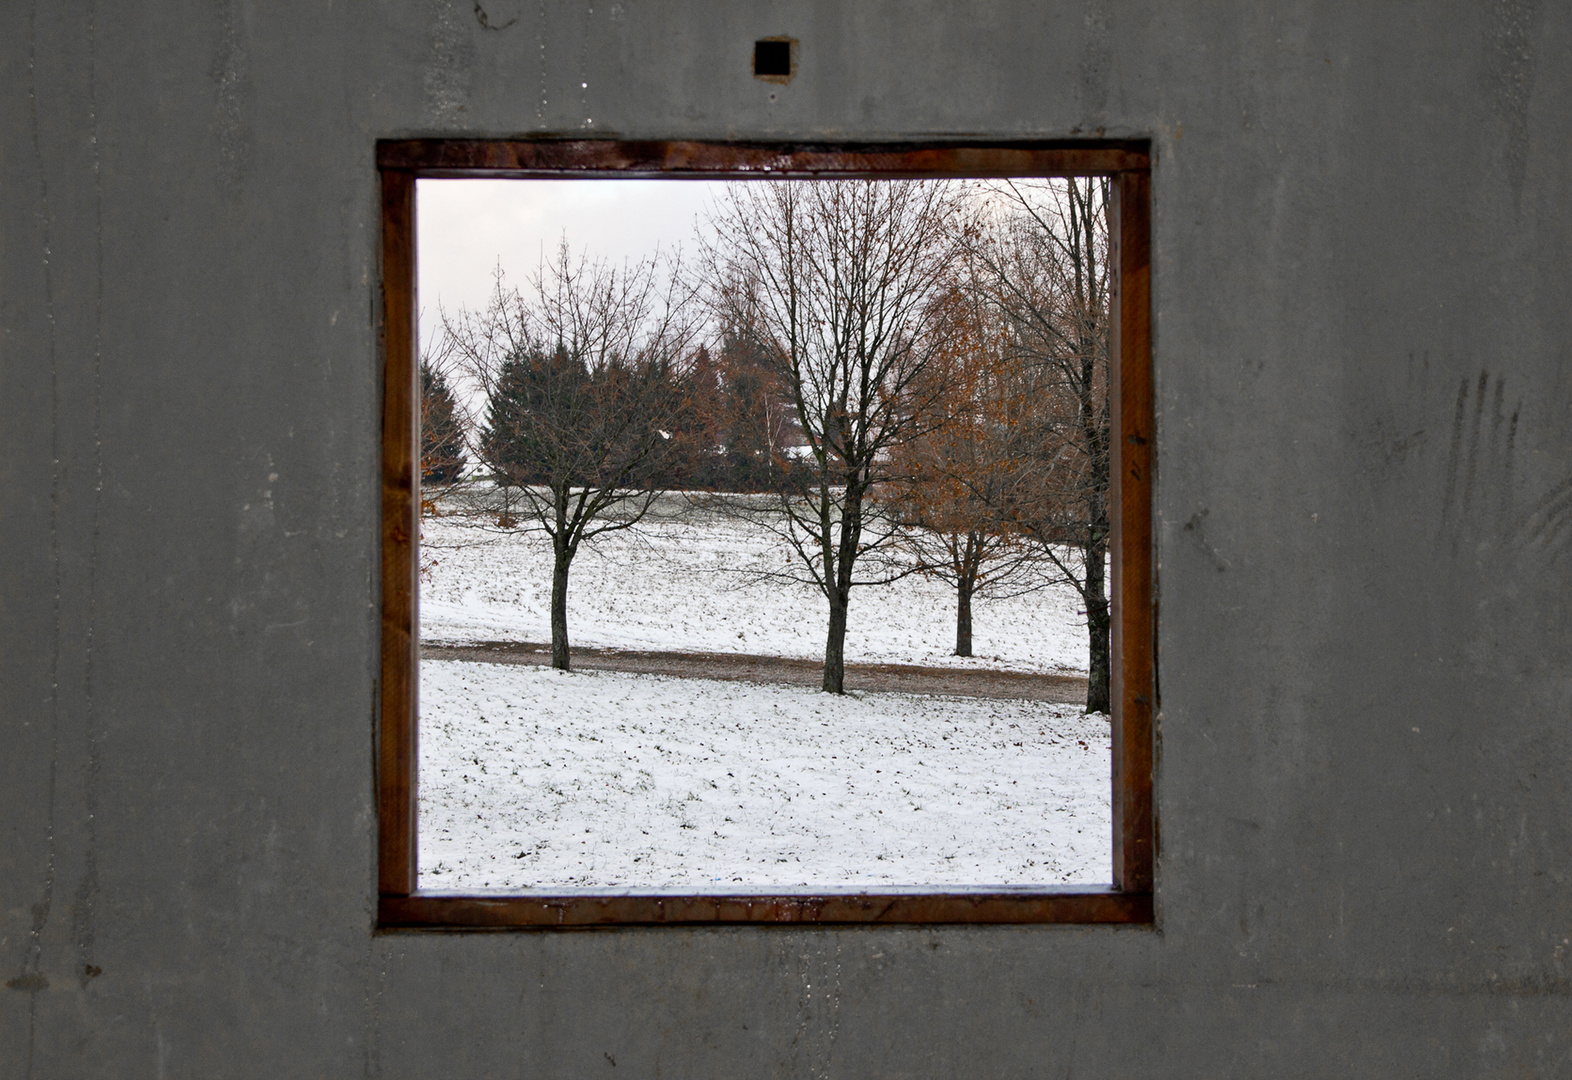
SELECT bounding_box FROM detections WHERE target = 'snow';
[416,498,1108,891]
[420,506,1089,675]
[419,660,1111,890]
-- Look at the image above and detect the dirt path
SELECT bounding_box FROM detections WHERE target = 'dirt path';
[422,641,1089,704]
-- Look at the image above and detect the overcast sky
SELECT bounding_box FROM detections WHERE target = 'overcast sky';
[416,178,742,351]
[414,177,1032,352]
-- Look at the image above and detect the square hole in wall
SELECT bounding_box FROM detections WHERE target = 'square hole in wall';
[753,38,794,81]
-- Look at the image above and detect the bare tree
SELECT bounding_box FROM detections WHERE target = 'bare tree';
[442,243,698,670]
[702,180,967,693]
[967,178,1113,712]
[880,282,1046,657]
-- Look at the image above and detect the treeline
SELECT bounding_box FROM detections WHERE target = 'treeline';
[429,330,808,494]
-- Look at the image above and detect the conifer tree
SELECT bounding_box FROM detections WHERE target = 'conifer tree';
[447,246,697,670]
[420,360,467,487]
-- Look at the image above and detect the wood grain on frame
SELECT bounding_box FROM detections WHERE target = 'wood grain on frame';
[377,139,1149,179]
[381,888,1151,929]
[1108,169,1155,895]
[377,141,1155,926]
[379,169,419,897]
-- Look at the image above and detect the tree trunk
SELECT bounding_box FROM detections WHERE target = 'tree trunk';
[1084,535,1111,713]
[550,537,572,671]
[955,574,974,657]
[954,530,983,657]
[820,475,863,695]
[823,597,848,694]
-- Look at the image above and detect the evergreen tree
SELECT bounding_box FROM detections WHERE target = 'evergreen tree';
[454,245,697,671]
[479,345,588,488]
[420,360,467,485]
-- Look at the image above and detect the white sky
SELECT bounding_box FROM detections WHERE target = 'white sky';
[416,178,740,351]
[413,176,1035,352]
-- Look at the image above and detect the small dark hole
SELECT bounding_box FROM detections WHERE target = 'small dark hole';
[754,40,791,78]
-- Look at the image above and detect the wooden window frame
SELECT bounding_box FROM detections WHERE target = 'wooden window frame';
[376,139,1154,929]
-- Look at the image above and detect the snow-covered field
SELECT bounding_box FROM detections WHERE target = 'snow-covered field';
[416,499,1107,891]
[420,660,1111,889]
[420,504,1089,675]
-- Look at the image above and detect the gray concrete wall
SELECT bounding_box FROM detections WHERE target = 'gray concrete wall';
[4,2,1570,1075]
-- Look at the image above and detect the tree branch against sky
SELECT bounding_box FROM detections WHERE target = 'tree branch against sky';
[414,178,1111,695]
[965,177,1113,712]
[701,179,968,693]
[440,241,700,670]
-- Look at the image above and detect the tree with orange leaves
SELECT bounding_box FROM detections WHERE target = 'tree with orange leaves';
[880,281,1044,657]
[965,177,1113,712]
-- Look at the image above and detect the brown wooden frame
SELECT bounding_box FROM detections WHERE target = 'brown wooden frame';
[377,139,1155,929]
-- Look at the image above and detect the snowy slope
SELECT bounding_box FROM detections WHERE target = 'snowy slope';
[420,660,1112,890]
[420,511,1090,675]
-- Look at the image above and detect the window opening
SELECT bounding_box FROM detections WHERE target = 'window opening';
[378,141,1153,927]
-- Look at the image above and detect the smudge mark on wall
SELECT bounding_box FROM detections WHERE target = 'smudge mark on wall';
[426,0,477,124]
[788,942,842,1079]
[211,1,253,193]
[1078,0,1111,124]
[473,1,519,31]
[1517,476,1572,554]
[1485,0,1541,204]
[1440,370,1521,552]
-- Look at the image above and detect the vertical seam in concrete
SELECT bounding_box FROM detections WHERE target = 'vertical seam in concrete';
[578,0,592,129]
[364,943,391,1079]
[1487,0,1540,209]
[20,2,60,1076]
[535,0,548,126]
[75,0,105,993]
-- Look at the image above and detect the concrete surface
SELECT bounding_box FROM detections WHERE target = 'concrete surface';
[4,1,1570,1075]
